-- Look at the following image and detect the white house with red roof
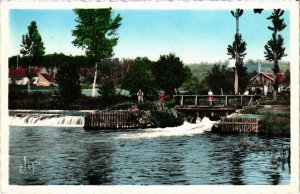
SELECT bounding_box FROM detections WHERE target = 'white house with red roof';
[248,72,285,95]
[9,67,56,86]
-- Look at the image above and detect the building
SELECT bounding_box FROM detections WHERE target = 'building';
[248,72,285,95]
[9,67,56,86]
[9,68,29,85]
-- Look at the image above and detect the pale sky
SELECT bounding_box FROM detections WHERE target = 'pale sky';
[9,9,290,64]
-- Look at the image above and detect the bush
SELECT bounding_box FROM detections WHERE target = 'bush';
[137,101,156,111]
[111,101,135,110]
[150,111,183,128]
[260,115,290,135]
[164,99,176,108]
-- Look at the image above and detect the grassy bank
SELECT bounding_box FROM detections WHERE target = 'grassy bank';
[238,95,290,136]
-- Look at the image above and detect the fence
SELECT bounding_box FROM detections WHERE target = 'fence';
[84,111,138,129]
[219,117,259,134]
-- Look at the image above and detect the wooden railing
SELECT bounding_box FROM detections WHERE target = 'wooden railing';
[173,94,260,107]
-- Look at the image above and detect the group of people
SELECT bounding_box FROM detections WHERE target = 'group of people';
[136,89,166,104]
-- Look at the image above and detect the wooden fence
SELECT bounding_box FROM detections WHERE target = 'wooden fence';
[84,111,138,129]
[218,117,259,134]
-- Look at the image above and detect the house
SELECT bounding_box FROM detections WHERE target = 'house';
[248,72,285,95]
[9,67,56,86]
[9,68,29,85]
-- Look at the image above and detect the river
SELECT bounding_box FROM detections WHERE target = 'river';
[9,113,290,185]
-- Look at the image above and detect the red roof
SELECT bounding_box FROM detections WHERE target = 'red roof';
[9,68,54,82]
[41,73,54,82]
[9,68,26,77]
[34,67,41,76]
[266,73,285,84]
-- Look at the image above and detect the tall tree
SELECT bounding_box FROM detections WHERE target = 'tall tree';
[264,9,287,101]
[152,53,189,96]
[56,63,82,107]
[227,9,247,95]
[72,8,122,97]
[204,64,233,94]
[20,21,45,91]
[121,57,156,100]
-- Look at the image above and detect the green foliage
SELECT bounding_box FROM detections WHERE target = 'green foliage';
[20,21,45,86]
[284,69,290,86]
[264,9,287,100]
[164,99,176,108]
[204,64,233,94]
[227,33,247,60]
[151,111,183,128]
[152,53,190,95]
[180,68,203,94]
[264,34,287,73]
[121,57,157,100]
[237,64,251,93]
[56,64,82,105]
[98,79,115,99]
[20,21,45,63]
[72,8,122,60]
[260,115,289,135]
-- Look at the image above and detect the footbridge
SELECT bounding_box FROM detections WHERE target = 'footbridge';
[173,94,261,120]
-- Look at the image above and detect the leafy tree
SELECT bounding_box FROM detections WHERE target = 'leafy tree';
[98,79,116,99]
[227,9,247,95]
[72,8,122,97]
[237,63,250,94]
[152,53,189,95]
[264,9,287,100]
[56,63,82,106]
[121,57,156,100]
[20,21,45,91]
[204,64,233,94]
[284,69,290,86]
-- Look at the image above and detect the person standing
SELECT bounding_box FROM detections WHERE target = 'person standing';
[208,89,214,107]
[263,85,268,96]
[137,89,144,103]
[159,91,165,103]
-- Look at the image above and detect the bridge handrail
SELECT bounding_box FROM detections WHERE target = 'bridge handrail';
[173,94,260,98]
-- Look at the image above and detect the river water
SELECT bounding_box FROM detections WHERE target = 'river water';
[9,114,290,185]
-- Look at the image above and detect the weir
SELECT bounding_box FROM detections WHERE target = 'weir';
[9,113,85,127]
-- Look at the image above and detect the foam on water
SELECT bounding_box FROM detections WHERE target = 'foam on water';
[117,117,215,139]
[9,114,85,127]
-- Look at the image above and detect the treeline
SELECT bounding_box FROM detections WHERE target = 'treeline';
[187,59,290,80]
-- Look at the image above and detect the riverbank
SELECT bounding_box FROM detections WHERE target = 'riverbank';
[238,101,290,136]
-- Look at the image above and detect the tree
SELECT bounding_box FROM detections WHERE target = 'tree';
[180,68,203,94]
[121,57,156,100]
[227,9,247,95]
[152,53,189,96]
[72,8,122,97]
[56,63,82,107]
[20,21,45,91]
[264,9,287,101]
[284,69,290,86]
[204,64,233,94]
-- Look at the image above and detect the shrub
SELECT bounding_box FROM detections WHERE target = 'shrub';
[150,111,183,128]
[111,101,135,110]
[164,99,176,108]
[260,115,290,135]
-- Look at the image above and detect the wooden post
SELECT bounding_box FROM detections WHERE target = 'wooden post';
[225,96,228,107]
[241,96,243,106]
[195,96,198,106]
[180,96,184,106]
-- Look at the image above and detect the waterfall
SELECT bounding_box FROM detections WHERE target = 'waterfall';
[10,114,85,127]
[91,63,98,97]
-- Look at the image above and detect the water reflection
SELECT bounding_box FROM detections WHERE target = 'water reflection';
[9,126,290,185]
